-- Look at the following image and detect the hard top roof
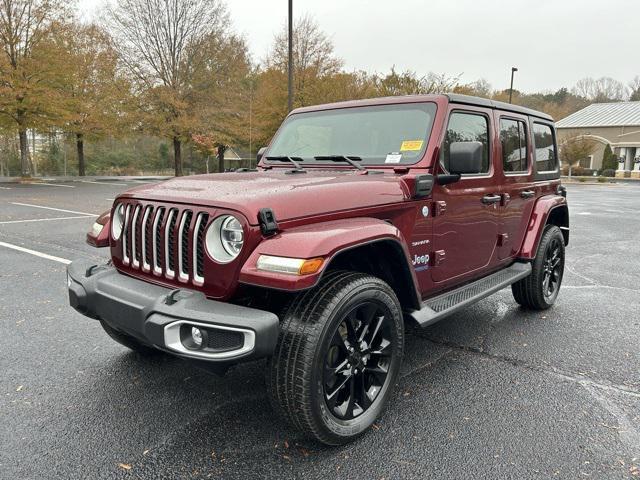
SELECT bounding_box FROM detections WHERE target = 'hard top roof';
[445,93,554,121]
[290,93,554,122]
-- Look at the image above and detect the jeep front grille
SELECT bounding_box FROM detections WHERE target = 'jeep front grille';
[121,203,209,286]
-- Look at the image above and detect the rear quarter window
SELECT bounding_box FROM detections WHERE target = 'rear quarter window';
[533,123,557,173]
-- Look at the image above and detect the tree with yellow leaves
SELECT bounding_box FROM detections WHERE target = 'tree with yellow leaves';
[0,0,68,176]
[57,23,131,176]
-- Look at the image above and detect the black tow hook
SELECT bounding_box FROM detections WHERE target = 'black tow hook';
[165,289,195,305]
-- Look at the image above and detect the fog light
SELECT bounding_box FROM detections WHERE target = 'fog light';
[191,327,203,347]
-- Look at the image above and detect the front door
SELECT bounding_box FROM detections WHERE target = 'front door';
[431,108,501,286]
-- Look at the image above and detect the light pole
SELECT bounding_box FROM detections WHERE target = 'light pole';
[287,0,293,112]
[509,67,518,104]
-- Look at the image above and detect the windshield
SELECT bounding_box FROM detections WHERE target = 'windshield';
[266,102,437,166]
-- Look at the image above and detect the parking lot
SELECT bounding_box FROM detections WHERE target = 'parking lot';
[1,180,639,479]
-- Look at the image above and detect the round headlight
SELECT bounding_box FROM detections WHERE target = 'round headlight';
[111,203,125,240]
[205,215,244,263]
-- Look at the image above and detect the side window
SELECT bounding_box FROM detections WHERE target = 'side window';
[533,123,557,172]
[500,118,528,173]
[440,112,490,174]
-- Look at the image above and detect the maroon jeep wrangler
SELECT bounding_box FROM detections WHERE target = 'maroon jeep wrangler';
[68,94,568,445]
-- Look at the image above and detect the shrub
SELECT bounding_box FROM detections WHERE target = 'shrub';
[601,144,617,171]
[578,177,587,182]
[601,169,616,177]
[597,176,607,183]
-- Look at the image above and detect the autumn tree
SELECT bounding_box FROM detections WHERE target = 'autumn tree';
[188,31,252,173]
[559,135,597,176]
[374,68,460,96]
[58,23,130,176]
[107,0,233,176]
[0,0,67,176]
[453,79,492,98]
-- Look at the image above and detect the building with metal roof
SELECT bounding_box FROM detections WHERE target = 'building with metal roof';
[556,101,640,177]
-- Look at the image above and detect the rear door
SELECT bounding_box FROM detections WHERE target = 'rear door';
[496,114,536,260]
[431,106,501,286]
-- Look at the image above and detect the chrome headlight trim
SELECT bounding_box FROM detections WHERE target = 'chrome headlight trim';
[205,214,244,263]
[111,203,124,240]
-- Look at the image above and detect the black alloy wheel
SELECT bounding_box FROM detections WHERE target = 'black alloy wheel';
[323,301,394,420]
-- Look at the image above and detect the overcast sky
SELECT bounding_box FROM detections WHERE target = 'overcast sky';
[79,0,640,93]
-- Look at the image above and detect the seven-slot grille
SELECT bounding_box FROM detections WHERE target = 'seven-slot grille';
[120,203,209,285]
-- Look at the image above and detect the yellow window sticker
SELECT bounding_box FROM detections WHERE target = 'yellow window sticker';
[400,140,424,151]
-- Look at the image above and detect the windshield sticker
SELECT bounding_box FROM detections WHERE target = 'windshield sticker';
[400,140,424,151]
[385,152,403,163]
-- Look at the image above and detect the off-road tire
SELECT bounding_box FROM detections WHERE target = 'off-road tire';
[266,271,404,445]
[512,225,565,310]
[100,320,160,356]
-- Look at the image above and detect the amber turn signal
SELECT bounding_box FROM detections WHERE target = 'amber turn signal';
[298,258,324,275]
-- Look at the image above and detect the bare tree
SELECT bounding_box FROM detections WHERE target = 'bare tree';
[573,77,628,103]
[107,0,228,176]
[629,76,640,101]
[0,0,65,176]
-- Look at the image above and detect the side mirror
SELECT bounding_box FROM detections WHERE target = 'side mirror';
[256,147,266,162]
[449,141,484,175]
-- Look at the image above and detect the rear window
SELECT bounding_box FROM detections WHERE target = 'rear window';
[500,118,528,173]
[266,103,437,165]
[533,123,557,172]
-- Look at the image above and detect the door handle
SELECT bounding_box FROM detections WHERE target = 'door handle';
[521,190,535,199]
[482,194,502,204]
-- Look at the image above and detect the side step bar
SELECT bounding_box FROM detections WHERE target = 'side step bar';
[406,262,532,327]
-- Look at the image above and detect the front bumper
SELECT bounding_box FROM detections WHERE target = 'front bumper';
[67,261,279,367]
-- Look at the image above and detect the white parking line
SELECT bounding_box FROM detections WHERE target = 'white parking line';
[0,186,12,190]
[32,182,75,188]
[0,241,71,264]
[77,180,127,187]
[11,202,98,217]
[0,215,94,225]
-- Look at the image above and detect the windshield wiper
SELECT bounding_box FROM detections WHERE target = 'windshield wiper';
[314,155,365,170]
[265,156,305,173]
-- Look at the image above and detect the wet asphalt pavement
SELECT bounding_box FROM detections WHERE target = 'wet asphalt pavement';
[0,180,639,479]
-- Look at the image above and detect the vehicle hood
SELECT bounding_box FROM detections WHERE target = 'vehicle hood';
[119,170,412,225]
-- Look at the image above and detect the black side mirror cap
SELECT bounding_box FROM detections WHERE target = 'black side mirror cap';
[436,174,461,185]
[257,147,266,162]
[449,141,483,174]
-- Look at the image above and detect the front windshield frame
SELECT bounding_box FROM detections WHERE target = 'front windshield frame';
[264,102,437,167]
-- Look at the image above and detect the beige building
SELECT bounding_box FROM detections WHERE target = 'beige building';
[556,101,640,177]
